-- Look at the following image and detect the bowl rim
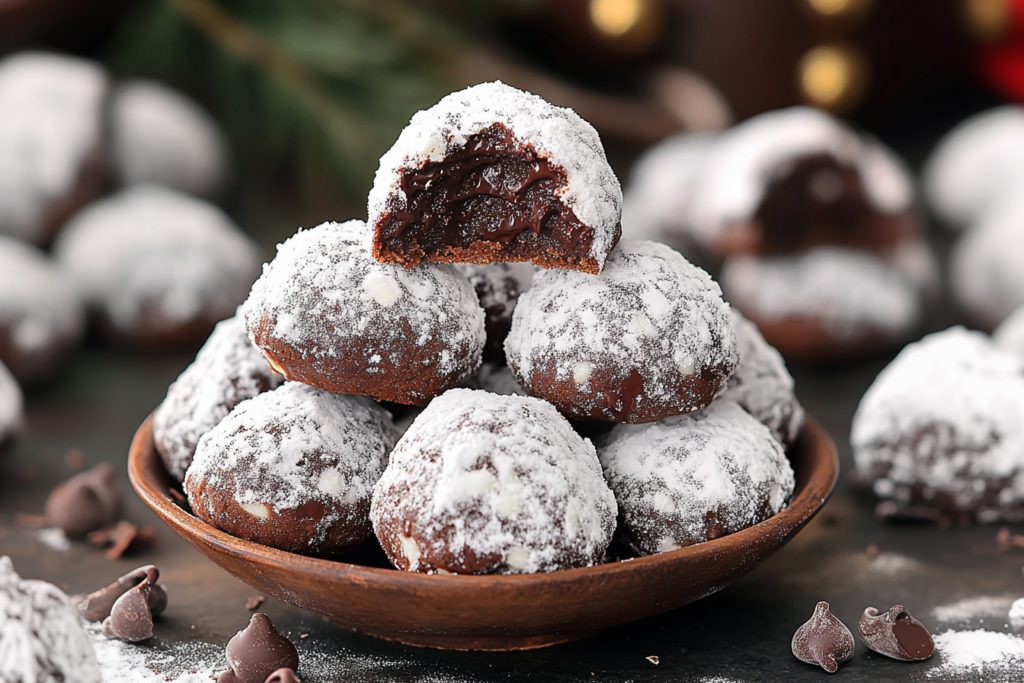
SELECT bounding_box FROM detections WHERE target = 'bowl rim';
[129,412,839,589]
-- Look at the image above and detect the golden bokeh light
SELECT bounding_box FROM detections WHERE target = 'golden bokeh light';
[589,0,644,38]
[964,0,1013,43]
[805,0,872,19]
[798,44,868,113]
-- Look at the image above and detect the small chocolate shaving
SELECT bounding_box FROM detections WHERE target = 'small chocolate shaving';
[265,670,301,683]
[87,521,156,559]
[792,601,855,673]
[858,605,933,661]
[246,595,266,611]
[76,565,167,622]
[218,613,299,683]
[997,527,1024,552]
[102,567,159,642]
[645,656,659,665]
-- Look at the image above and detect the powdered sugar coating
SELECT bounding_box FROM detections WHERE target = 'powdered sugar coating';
[688,107,913,251]
[851,327,1024,521]
[0,52,107,244]
[951,192,1024,329]
[153,311,282,482]
[0,556,102,683]
[598,399,794,555]
[54,185,261,339]
[371,389,617,574]
[0,235,85,381]
[368,81,622,269]
[923,105,1024,229]
[994,306,1024,356]
[0,359,23,446]
[110,79,228,196]
[505,239,738,422]
[722,247,922,340]
[621,132,718,247]
[721,310,804,445]
[244,220,485,403]
[186,382,398,553]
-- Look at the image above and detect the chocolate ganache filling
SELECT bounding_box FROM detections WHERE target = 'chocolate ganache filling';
[375,123,601,271]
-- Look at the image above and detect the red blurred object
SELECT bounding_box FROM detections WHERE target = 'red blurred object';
[979,0,1024,100]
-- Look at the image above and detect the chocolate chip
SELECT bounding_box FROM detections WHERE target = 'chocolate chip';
[44,463,122,536]
[102,567,159,641]
[791,601,855,673]
[264,670,301,683]
[75,564,167,622]
[218,613,299,683]
[858,605,934,661]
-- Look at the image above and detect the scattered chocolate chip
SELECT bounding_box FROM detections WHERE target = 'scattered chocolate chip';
[264,670,301,683]
[792,601,855,673]
[65,447,85,471]
[997,527,1024,553]
[645,656,659,665]
[866,544,879,559]
[87,520,156,559]
[102,567,160,642]
[76,565,168,622]
[44,463,122,536]
[858,605,934,661]
[246,595,266,611]
[217,613,299,683]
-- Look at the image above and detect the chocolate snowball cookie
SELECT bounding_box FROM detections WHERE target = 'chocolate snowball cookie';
[0,52,107,246]
[371,389,617,574]
[721,246,924,361]
[185,382,399,556]
[368,81,622,274]
[0,557,102,683]
[922,105,1024,230]
[688,107,916,258]
[851,327,1024,522]
[110,79,229,197]
[153,311,282,483]
[245,220,485,405]
[505,239,738,423]
[720,310,804,446]
[0,235,85,383]
[598,399,794,555]
[54,185,262,347]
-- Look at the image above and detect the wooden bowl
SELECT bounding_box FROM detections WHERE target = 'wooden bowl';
[129,414,838,651]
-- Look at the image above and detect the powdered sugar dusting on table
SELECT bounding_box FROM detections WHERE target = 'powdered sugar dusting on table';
[722,247,921,338]
[54,185,261,333]
[927,629,1024,679]
[371,389,616,574]
[0,52,106,243]
[368,81,622,268]
[688,107,912,250]
[851,327,1024,520]
[0,235,85,355]
[505,239,738,413]
[597,399,793,554]
[720,309,804,445]
[188,382,398,532]
[153,311,282,481]
[0,556,102,683]
[244,220,485,392]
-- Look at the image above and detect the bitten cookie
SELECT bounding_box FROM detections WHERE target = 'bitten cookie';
[688,107,916,257]
[505,239,738,423]
[245,220,485,405]
[153,311,282,483]
[851,327,1024,522]
[0,52,107,246]
[0,235,85,383]
[110,79,228,197]
[371,389,617,574]
[368,81,622,274]
[185,382,399,557]
[720,310,804,446]
[598,399,794,555]
[54,185,262,347]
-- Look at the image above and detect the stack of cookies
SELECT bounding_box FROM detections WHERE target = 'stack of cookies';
[154,82,801,575]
